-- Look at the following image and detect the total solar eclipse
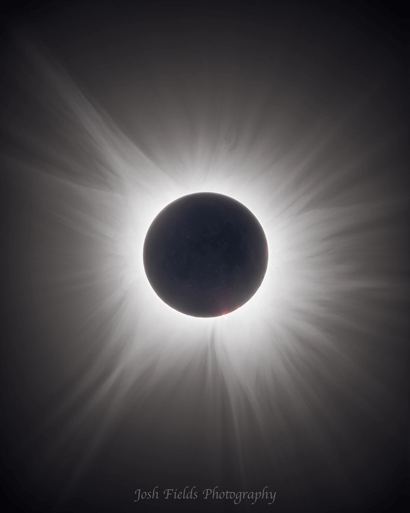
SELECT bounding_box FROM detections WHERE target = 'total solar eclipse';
[143,193,268,317]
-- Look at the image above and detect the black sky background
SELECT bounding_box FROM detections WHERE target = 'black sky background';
[1,1,410,512]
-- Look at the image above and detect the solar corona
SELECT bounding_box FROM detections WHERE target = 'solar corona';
[2,4,408,512]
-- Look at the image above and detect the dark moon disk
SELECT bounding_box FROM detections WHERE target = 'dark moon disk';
[143,192,268,317]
